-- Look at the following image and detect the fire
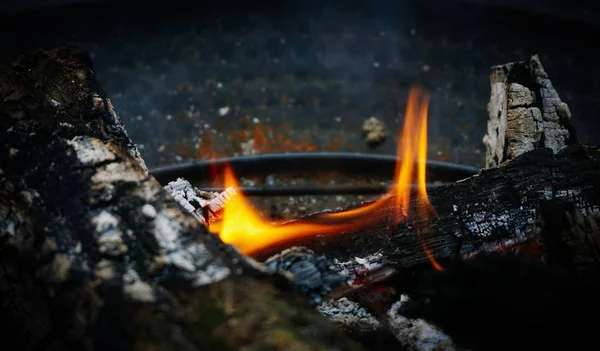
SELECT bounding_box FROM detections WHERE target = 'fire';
[209,86,443,271]
[209,167,355,253]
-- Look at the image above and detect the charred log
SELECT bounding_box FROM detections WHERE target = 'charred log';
[398,200,600,351]
[252,145,600,276]
[482,54,577,168]
[0,46,363,351]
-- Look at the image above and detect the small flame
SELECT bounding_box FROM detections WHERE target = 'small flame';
[209,86,443,271]
[209,167,354,254]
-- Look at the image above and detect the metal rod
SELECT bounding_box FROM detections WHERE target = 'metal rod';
[149,152,480,186]
[197,183,447,196]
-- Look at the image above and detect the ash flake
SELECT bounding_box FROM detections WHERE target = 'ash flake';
[90,210,127,257]
[387,296,456,350]
[317,297,380,333]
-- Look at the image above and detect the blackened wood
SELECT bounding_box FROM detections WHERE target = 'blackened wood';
[252,145,600,276]
[395,251,600,351]
[535,199,600,279]
[0,46,362,351]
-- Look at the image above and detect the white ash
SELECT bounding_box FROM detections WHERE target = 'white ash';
[387,295,456,351]
[90,210,128,257]
[96,183,116,202]
[92,162,146,184]
[317,297,380,333]
[166,242,221,275]
[354,253,384,272]
[264,247,347,304]
[141,203,157,218]
[66,136,116,165]
[4,221,15,237]
[123,268,156,303]
[165,178,236,225]
[153,209,185,251]
[152,211,231,285]
[334,252,385,279]
[192,261,231,287]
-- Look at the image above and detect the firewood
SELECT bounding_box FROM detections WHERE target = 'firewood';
[251,145,600,276]
[483,54,577,168]
[0,46,363,351]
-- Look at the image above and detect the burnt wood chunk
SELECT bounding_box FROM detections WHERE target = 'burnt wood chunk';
[253,145,600,278]
[483,54,576,168]
[0,46,362,351]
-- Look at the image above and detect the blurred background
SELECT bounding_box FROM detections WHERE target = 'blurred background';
[1,0,599,170]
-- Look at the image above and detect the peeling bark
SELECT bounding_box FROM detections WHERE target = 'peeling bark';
[482,54,577,168]
[0,46,362,351]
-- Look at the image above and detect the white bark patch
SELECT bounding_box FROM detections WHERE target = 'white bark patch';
[153,209,182,251]
[66,136,116,165]
[152,209,231,285]
[192,262,231,287]
[133,179,161,202]
[92,162,146,184]
[387,296,455,351]
[91,211,127,257]
[141,204,157,218]
[123,269,155,303]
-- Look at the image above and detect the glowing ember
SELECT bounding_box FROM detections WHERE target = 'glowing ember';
[209,86,444,271]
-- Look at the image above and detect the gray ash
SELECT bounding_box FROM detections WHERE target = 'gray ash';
[264,246,347,304]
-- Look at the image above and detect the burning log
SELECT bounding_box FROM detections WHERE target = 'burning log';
[214,65,599,281]
[250,144,600,268]
[0,46,363,351]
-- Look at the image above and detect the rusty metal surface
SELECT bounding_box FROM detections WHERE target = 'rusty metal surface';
[2,0,600,170]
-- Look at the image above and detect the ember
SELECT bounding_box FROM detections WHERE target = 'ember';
[209,87,443,270]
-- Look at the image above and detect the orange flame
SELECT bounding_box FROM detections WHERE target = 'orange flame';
[209,86,443,271]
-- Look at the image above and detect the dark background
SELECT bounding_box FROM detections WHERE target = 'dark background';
[1,0,599,169]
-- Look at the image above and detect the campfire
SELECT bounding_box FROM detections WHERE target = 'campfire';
[1,47,600,351]
[208,87,440,270]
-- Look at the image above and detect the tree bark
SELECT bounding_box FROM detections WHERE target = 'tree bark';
[0,46,363,351]
[482,54,577,169]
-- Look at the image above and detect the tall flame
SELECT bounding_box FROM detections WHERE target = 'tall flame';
[209,86,443,270]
